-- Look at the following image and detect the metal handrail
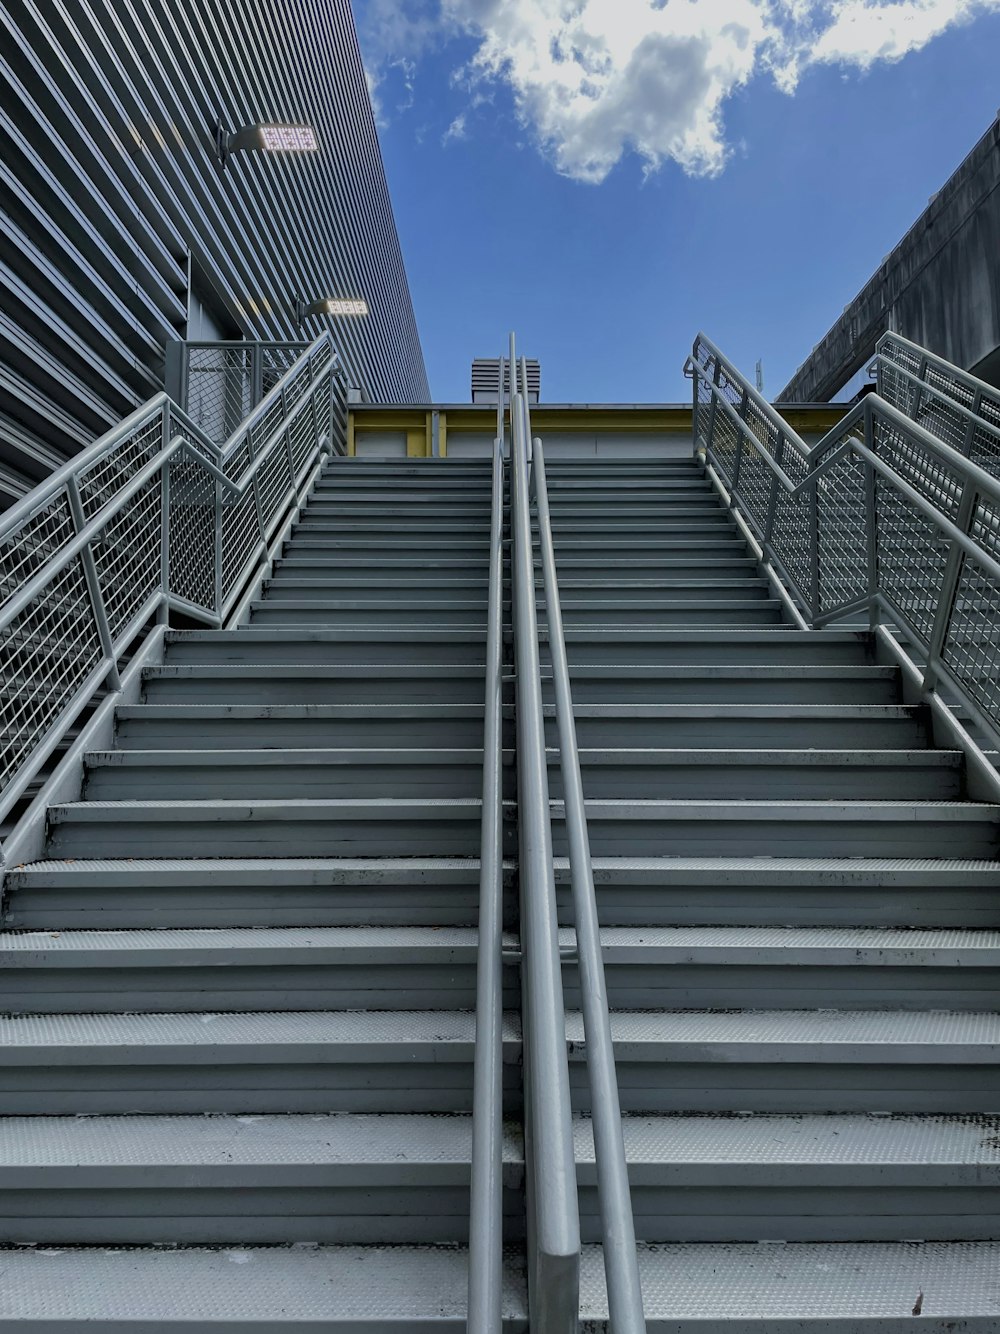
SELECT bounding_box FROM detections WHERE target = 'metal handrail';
[0,334,344,831]
[687,331,1000,755]
[467,359,508,1334]
[530,424,645,1334]
[509,336,580,1334]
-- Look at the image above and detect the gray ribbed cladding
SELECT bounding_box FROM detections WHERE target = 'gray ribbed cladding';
[0,0,426,505]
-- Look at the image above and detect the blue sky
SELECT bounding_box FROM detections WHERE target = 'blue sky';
[353,0,1000,403]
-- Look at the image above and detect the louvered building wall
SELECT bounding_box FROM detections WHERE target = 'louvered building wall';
[0,0,428,508]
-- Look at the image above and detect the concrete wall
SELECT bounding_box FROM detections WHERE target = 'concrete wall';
[781,116,1000,401]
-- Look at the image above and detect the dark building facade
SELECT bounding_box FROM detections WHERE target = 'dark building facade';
[0,0,428,507]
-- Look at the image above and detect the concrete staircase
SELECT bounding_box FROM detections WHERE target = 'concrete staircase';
[1,451,999,1328]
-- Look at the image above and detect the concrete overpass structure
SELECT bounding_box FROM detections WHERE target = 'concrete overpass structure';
[781,115,1000,401]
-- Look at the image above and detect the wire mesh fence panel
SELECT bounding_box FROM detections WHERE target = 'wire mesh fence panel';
[186,346,253,442]
[943,535,1000,729]
[167,456,216,611]
[1,555,103,796]
[815,450,869,617]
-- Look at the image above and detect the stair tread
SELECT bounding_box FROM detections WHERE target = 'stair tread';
[0,1009,520,1053]
[84,747,958,767]
[3,924,995,961]
[0,1112,522,1168]
[0,1244,527,1323]
[578,1241,1000,1320]
[570,1009,1000,1052]
[12,853,993,884]
[573,1112,1000,1165]
[558,925,1000,957]
[0,926,508,959]
[11,857,486,880]
[50,798,484,819]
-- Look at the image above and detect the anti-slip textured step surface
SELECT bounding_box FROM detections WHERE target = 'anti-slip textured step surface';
[0,1244,530,1329]
[578,1242,1000,1329]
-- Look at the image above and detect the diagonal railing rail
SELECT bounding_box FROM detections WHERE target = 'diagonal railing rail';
[687,331,1000,764]
[0,333,345,832]
[509,336,580,1334]
[509,336,644,1334]
[467,357,508,1334]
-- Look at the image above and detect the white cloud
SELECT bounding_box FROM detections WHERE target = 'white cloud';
[358,0,1000,181]
[809,0,997,67]
[442,112,469,143]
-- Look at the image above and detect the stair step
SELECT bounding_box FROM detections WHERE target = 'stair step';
[547,665,900,705]
[554,600,785,626]
[115,704,499,749]
[7,856,995,931]
[45,799,495,858]
[85,748,505,800]
[0,925,518,1013]
[164,628,488,666]
[573,1112,1000,1241]
[250,600,492,627]
[0,1009,521,1113]
[0,1243,529,1329]
[265,579,491,603]
[554,799,1000,858]
[558,925,1000,1010]
[5,857,494,929]
[538,580,774,602]
[0,1112,523,1243]
[141,665,488,705]
[560,856,1000,926]
[562,747,962,798]
[553,628,873,666]
[551,704,929,747]
[574,1009,1000,1113]
[578,1241,1000,1330]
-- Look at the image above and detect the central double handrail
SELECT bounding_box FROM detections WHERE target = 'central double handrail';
[508,337,644,1334]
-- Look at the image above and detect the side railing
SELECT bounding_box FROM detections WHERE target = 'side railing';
[687,331,1000,758]
[467,360,508,1334]
[510,340,644,1334]
[509,338,580,1334]
[876,331,1000,474]
[0,333,345,832]
[166,338,312,443]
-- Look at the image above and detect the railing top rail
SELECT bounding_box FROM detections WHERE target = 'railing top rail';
[691,332,813,463]
[693,348,1000,508]
[183,339,312,349]
[877,331,1000,404]
[0,335,337,546]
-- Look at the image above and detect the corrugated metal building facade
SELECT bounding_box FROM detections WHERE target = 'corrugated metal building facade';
[0,0,428,508]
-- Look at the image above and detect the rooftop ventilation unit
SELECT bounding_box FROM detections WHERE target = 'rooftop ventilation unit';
[472,357,540,404]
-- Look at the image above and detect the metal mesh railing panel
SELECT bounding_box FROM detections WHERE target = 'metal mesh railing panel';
[91,476,162,639]
[185,346,253,443]
[1,556,103,794]
[77,419,161,519]
[221,486,263,597]
[167,457,216,609]
[875,480,948,644]
[942,551,1000,724]
[815,450,869,615]
[0,494,76,602]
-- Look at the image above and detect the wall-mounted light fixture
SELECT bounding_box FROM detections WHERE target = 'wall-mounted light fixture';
[295,296,369,326]
[215,118,319,169]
